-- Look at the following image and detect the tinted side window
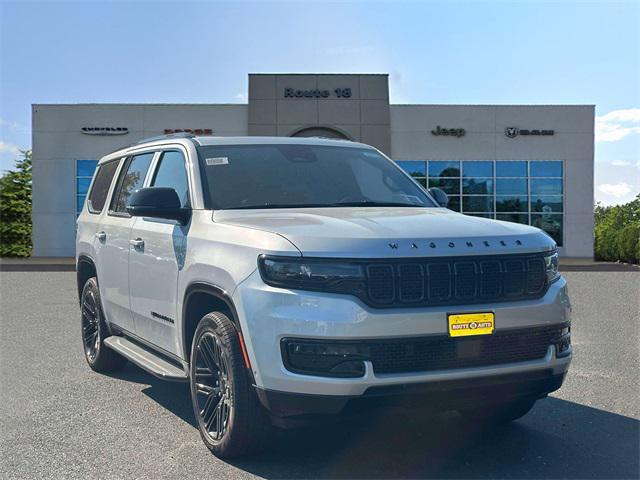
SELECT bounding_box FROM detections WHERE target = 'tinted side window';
[87,160,119,213]
[111,153,154,213]
[151,151,190,207]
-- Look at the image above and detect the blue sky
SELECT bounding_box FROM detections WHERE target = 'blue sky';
[1,0,638,205]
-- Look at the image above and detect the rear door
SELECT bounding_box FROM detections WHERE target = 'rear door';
[128,148,191,354]
[96,151,156,334]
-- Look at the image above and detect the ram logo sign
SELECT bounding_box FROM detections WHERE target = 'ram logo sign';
[505,127,554,138]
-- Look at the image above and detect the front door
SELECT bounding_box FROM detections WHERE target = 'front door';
[96,151,155,334]
[128,150,191,355]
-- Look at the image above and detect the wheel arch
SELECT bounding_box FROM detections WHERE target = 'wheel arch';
[76,255,97,304]
[182,282,242,362]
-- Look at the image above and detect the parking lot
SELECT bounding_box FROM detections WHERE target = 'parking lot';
[1,269,638,479]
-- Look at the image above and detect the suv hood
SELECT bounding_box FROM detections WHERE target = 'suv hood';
[213,207,555,258]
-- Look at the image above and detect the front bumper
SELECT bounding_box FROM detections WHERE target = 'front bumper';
[256,369,567,423]
[233,270,572,398]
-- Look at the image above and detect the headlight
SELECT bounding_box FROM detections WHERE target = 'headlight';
[258,255,366,294]
[544,250,560,283]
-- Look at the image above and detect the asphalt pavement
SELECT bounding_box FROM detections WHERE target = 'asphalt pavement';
[1,270,638,479]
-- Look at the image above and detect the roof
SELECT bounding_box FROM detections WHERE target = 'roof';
[194,136,365,147]
[100,135,370,163]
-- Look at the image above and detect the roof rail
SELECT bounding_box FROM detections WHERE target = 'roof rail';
[132,132,196,145]
[103,132,198,157]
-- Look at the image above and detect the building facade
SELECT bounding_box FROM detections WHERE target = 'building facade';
[31,73,594,258]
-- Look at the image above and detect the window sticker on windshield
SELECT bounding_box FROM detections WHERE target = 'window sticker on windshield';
[206,157,229,166]
[362,151,380,158]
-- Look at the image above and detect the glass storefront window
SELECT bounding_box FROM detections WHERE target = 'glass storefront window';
[496,161,527,177]
[462,178,493,194]
[395,159,564,246]
[530,161,562,177]
[496,213,529,224]
[496,195,528,212]
[462,161,493,178]
[428,161,460,177]
[496,178,528,195]
[396,161,426,178]
[448,196,461,212]
[531,178,563,195]
[76,160,98,215]
[463,196,493,213]
[531,195,563,213]
[532,213,563,245]
[428,178,460,194]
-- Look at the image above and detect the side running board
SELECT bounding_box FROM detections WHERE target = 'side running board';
[104,336,188,382]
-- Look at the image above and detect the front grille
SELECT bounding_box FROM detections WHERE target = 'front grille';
[369,326,562,374]
[363,253,548,308]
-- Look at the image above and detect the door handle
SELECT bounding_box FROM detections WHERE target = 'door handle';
[95,231,106,242]
[129,238,145,250]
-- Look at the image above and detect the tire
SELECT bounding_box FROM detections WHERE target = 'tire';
[80,277,127,372]
[189,312,272,458]
[459,398,537,424]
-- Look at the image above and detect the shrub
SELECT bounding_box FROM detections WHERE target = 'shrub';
[594,194,640,264]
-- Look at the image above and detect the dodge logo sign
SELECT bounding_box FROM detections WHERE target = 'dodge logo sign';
[505,127,554,138]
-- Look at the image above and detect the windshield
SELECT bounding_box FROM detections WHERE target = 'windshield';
[196,144,436,209]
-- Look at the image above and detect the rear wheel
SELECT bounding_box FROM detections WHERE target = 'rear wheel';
[459,398,537,424]
[189,312,272,458]
[80,277,127,372]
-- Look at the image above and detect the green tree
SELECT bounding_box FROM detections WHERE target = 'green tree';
[594,193,640,264]
[0,150,32,257]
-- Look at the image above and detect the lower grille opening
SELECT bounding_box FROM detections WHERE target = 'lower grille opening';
[282,326,565,377]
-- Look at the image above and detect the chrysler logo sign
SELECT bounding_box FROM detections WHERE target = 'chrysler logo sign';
[81,127,129,136]
[505,127,554,138]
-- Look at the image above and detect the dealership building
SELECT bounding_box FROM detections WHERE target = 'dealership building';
[32,73,595,258]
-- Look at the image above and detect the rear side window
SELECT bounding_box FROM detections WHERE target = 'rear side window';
[151,151,190,207]
[87,160,119,214]
[110,152,155,214]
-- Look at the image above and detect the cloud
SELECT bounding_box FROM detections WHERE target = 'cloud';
[597,182,634,198]
[232,92,248,103]
[610,160,631,167]
[0,141,21,155]
[595,108,640,142]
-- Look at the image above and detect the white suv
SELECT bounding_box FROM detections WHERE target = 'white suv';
[76,134,572,457]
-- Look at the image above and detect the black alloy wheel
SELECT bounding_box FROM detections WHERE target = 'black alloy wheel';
[190,312,272,458]
[81,284,101,362]
[194,332,233,441]
[80,277,127,372]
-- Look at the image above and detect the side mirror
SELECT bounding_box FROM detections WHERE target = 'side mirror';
[127,187,190,225]
[428,187,449,208]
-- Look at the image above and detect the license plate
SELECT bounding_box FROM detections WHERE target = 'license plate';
[448,312,494,337]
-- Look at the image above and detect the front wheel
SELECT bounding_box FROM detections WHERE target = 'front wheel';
[459,398,537,424]
[80,277,127,372]
[189,312,272,458]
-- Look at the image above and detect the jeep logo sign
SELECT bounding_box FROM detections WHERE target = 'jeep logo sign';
[505,127,554,138]
[431,126,466,138]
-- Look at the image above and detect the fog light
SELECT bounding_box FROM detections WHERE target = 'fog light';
[282,339,368,378]
[554,326,572,358]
